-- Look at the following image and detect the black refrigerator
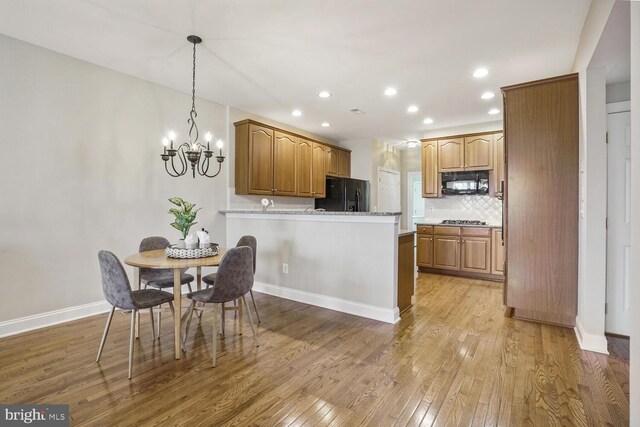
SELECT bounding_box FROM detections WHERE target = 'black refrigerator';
[315,177,370,212]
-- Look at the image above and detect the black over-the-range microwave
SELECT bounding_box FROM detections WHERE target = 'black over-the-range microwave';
[441,171,489,195]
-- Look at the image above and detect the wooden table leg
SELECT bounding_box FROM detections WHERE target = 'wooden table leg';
[174,269,182,359]
[134,267,140,339]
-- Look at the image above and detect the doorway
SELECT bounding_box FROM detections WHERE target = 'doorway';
[606,101,631,336]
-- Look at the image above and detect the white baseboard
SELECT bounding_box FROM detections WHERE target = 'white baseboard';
[253,281,400,324]
[0,300,112,338]
[574,316,609,354]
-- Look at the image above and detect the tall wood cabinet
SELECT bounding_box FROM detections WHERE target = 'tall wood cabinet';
[235,119,349,198]
[502,73,579,328]
[422,141,439,198]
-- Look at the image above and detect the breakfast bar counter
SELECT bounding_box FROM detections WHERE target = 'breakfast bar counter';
[221,210,405,323]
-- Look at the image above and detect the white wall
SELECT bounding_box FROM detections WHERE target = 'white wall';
[606,80,631,103]
[0,34,230,322]
[629,3,639,424]
[570,0,615,354]
[575,66,609,353]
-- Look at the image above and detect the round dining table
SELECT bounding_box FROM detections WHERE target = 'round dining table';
[124,248,225,359]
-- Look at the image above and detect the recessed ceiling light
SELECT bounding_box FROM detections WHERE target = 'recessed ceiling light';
[321,122,330,127]
[423,117,434,124]
[291,110,302,117]
[473,68,489,78]
[318,91,331,98]
[407,141,418,148]
[407,105,419,113]
[384,87,398,96]
[488,108,500,115]
[481,91,495,100]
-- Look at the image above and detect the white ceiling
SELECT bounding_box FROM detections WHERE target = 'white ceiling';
[0,0,591,142]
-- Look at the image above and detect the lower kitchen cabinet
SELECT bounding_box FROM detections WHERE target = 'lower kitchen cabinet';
[433,236,460,270]
[491,228,504,275]
[460,237,491,274]
[416,234,433,268]
[416,225,503,281]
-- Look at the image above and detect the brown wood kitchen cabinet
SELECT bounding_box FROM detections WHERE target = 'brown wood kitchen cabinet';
[460,228,492,274]
[421,140,439,198]
[338,150,351,177]
[464,134,493,171]
[491,228,504,275]
[311,142,327,198]
[416,225,434,268]
[273,131,298,196]
[296,138,313,197]
[437,138,465,172]
[417,224,503,281]
[235,119,349,197]
[502,73,578,328]
[492,133,505,198]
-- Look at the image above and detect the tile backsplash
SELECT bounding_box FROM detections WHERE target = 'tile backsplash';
[422,194,502,223]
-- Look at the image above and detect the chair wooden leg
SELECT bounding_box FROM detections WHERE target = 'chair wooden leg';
[212,304,219,367]
[183,301,196,350]
[187,283,193,293]
[157,305,162,339]
[128,310,136,379]
[149,307,156,342]
[96,306,115,362]
[238,298,243,335]
[249,290,261,324]
[234,299,238,319]
[220,303,226,336]
[242,296,259,347]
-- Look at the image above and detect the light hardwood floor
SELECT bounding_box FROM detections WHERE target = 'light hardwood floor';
[0,273,629,426]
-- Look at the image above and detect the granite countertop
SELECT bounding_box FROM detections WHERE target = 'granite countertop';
[415,220,502,228]
[220,209,401,216]
[398,229,416,237]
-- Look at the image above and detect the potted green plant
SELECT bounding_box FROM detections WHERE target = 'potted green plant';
[168,197,200,248]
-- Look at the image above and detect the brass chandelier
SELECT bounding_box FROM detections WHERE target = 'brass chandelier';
[161,35,225,178]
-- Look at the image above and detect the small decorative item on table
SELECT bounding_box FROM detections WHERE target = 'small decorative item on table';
[168,197,200,248]
[166,243,219,259]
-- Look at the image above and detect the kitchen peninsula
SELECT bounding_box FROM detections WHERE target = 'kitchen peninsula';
[221,210,412,323]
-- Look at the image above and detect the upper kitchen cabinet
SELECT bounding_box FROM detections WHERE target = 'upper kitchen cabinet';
[422,140,439,198]
[235,122,274,195]
[437,138,464,172]
[338,150,351,177]
[311,142,327,198]
[493,133,505,197]
[464,134,493,170]
[273,131,298,196]
[502,73,578,328]
[234,119,348,198]
[326,146,339,176]
[297,139,313,197]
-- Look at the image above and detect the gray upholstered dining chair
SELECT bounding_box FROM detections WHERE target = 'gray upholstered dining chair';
[139,236,194,338]
[96,250,175,379]
[183,246,259,367]
[202,235,260,334]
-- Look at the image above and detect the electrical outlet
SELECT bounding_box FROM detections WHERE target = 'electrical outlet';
[282,263,288,274]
